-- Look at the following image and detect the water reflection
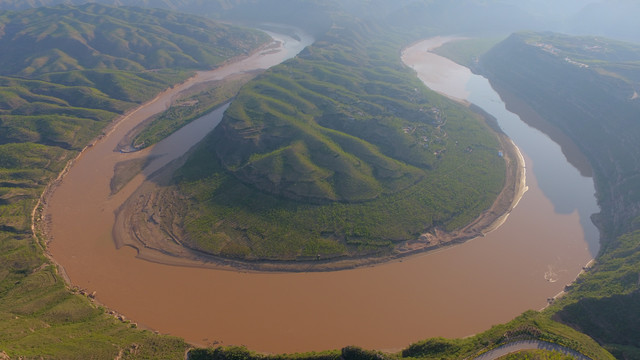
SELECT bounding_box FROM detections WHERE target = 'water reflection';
[466,73,600,255]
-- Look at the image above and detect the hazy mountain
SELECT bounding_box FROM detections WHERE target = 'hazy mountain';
[567,0,640,43]
[4,0,639,43]
[0,0,336,35]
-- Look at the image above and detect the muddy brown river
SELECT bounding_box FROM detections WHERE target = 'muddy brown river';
[46,34,597,353]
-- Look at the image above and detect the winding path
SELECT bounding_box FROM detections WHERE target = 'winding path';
[473,340,591,360]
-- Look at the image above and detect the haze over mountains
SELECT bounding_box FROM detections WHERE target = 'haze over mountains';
[1,0,640,43]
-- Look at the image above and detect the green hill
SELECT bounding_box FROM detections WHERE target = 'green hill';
[0,71,189,150]
[159,19,507,262]
[0,3,269,151]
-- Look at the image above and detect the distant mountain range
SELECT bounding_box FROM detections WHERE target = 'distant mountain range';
[2,0,639,43]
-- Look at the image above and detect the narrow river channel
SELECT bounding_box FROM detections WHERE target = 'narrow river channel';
[46,35,598,353]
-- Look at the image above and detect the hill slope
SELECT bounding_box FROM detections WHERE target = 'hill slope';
[0,3,268,77]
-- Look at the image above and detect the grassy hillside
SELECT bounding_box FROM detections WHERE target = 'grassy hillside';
[0,3,269,77]
[481,32,640,359]
[550,231,640,359]
[159,18,507,262]
[0,71,191,149]
[0,4,269,358]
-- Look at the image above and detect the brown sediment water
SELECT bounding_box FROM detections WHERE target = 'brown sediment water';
[402,37,473,100]
[46,34,595,353]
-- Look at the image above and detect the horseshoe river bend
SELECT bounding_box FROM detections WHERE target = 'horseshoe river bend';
[43,33,599,353]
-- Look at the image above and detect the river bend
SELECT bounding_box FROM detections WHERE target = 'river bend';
[45,35,597,353]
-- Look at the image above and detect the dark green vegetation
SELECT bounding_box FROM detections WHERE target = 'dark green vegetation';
[551,233,640,359]
[0,4,269,358]
[168,19,506,261]
[480,32,640,359]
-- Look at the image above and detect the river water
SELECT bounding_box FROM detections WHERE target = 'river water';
[46,34,598,353]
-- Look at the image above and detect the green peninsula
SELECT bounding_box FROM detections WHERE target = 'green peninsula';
[126,19,510,267]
